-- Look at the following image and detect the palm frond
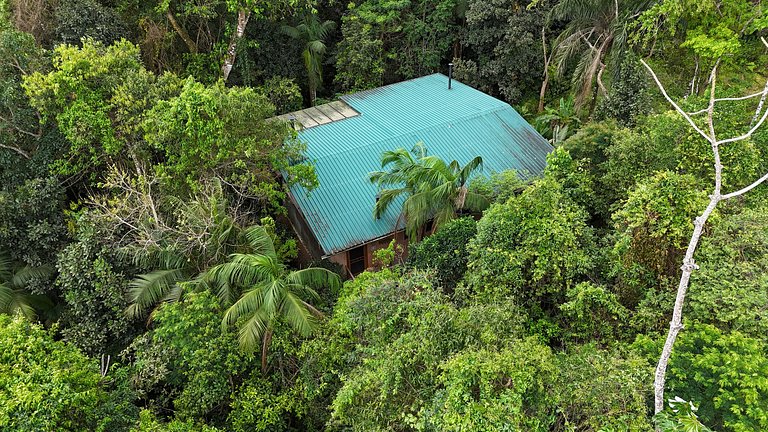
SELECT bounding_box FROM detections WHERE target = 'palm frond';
[429,181,457,207]
[236,308,270,352]
[307,40,327,56]
[6,293,36,320]
[222,281,269,329]
[379,148,415,169]
[458,156,484,186]
[403,190,435,240]
[432,206,457,233]
[8,294,36,320]
[11,265,54,288]
[129,247,187,271]
[280,24,301,39]
[0,255,13,282]
[410,161,450,190]
[0,283,12,313]
[125,268,187,319]
[243,226,277,258]
[279,290,316,337]
[373,188,408,219]
[206,257,273,297]
[261,280,285,320]
[411,142,428,159]
[318,20,336,40]
[462,191,492,212]
[285,268,340,295]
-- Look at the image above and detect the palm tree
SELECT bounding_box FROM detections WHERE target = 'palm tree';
[282,12,336,106]
[370,142,428,222]
[370,144,490,241]
[550,0,649,113]
[535,96,581,144]
[205,225,341,372]
[0,255,53,320]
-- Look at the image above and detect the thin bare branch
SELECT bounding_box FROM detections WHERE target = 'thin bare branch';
[0,143,30,159]
[689,90,768,117]
[722,171,768,199]
[640,59,712,143]
[715,90,768,102]
[717,106,768,145]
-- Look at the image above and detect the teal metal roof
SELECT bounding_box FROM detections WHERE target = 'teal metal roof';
[289,73,552,256]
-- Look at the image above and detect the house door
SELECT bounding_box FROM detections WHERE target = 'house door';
[348,245,366,275]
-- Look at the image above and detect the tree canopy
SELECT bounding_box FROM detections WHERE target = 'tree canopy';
[1,0,768,430]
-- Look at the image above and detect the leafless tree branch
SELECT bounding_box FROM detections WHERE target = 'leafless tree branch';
[640,60,712,143]
[642,57,768,422]
[0,143,30,159]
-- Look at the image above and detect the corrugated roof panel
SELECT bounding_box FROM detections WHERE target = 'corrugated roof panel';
[289,73,552,256]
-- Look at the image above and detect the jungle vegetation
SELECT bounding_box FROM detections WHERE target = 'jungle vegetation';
[1,0,768,430]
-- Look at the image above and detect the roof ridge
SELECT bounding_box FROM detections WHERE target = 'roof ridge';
[340,73,448,102]
[306,103,517,159]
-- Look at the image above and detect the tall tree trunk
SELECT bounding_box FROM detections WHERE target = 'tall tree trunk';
[686,57,698,98]
[221,9,251,82]
[538,27,551,113]
[261,327,273,374]
[166,11,198,54]
[309,86,317,107]
[651,61,720,419]
[452,39,462,60]
[596,63,608,97]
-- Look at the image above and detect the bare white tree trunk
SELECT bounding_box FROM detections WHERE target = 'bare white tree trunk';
[640,58,768,421]
[221,9,251,82]
[752,39,768,125]
[752,78,768,125]
[538,27,551,113]
[686,57,698,98]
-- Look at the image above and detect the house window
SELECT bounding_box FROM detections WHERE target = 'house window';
[349,245,366,275]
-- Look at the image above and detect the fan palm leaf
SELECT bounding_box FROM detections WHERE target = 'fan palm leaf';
[126,268,188,319]
[207,227,340,367]
[372,144,489,241]
[0,255,54,320]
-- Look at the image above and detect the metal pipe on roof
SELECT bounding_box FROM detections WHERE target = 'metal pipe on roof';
[448,63,453,89]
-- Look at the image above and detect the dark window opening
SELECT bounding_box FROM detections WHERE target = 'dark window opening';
[349,245,366,275]
[424,219,435,236]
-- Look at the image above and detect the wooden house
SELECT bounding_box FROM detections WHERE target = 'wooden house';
[279,74,552,275]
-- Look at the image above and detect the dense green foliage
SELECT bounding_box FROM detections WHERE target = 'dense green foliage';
[0,314,136,431]
[1,0,768,430]
[408,217,476,290]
